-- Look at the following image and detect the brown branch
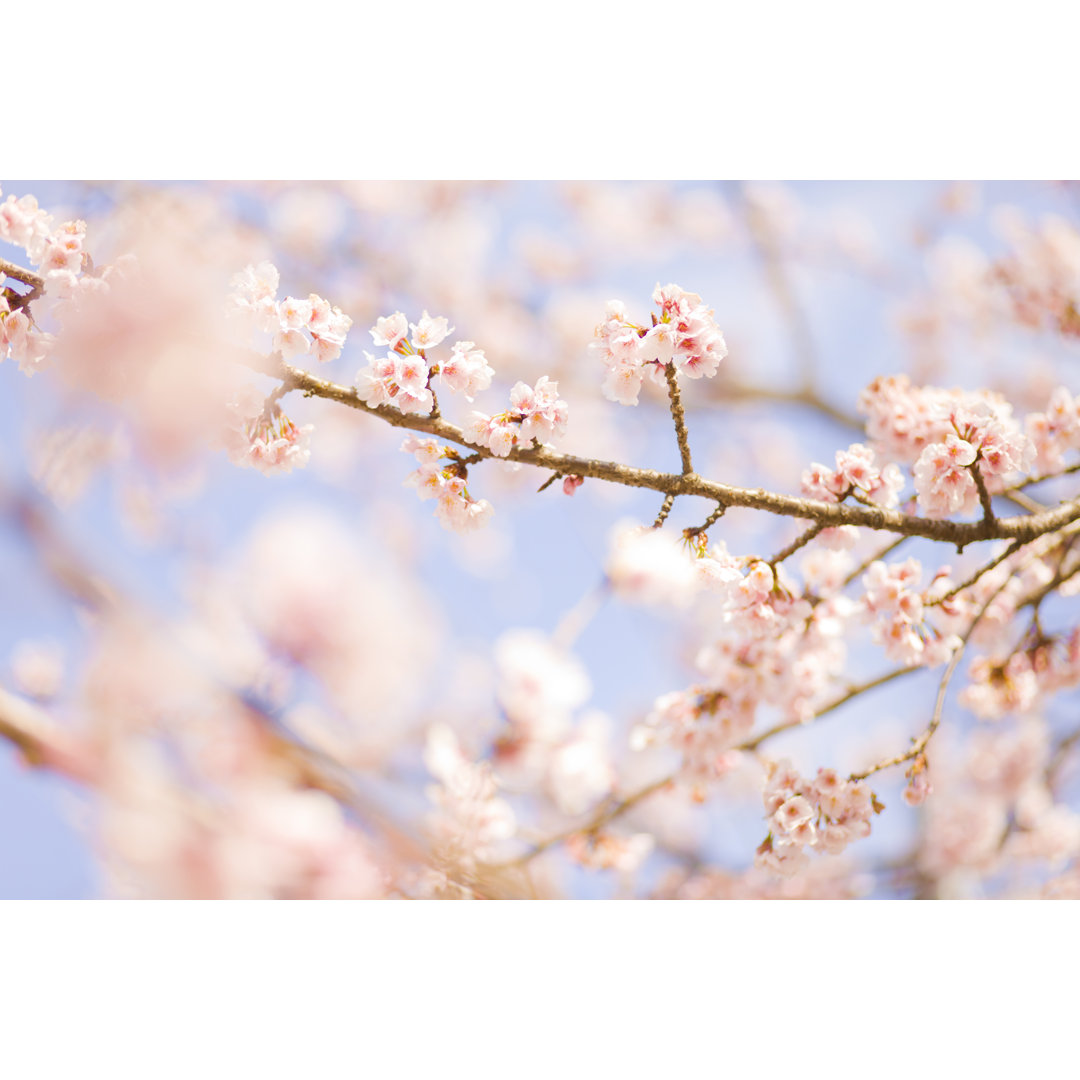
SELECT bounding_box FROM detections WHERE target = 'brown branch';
[664,362,694,475]
[0,258,45,313]
[269,357,1080,548]
[0,258,44,291]
[849,651,962,782]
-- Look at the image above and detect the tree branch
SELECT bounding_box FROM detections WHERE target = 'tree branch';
[269,356,1080,548]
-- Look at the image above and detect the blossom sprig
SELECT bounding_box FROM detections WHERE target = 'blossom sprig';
[401,435,493,532]
[0,293,53,375]
[465,376,568,457]
[861,558,962,667]
[802,443,904,508]
[1025,386,1080,473]
[223,386,313,475]
[1,185,96,374]
[960,628,1080,721]
[0,187,59,267]
[356,311,493,416]
[755,759,883,877]
[591,283,728,406]
[912,403,1035,519]
[230,261,352,364]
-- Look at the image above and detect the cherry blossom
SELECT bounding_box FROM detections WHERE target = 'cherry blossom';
[6,181,1080,903]
[591,284,728,405]
[465,375,568,456]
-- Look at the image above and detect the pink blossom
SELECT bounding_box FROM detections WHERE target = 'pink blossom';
[592,284,726,406]
[369,312,408,350]
[409,310,453,351]
[355,351,433,415]
[438,340,494,400]
[464,377,568,455]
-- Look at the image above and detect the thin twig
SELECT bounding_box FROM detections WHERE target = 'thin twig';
[927,539,1024,607]
[653,493,675,529]
[685,502,727,538]
[739,665,918,752]
[849,562,1023,781]
[769,521,826,567]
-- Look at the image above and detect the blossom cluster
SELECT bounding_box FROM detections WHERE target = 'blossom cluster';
[630,543,852,788]
[590,283,728,405]
[861,558,961,667]
[465,376,568,456]
[356,311,494,415]
[1025,386,1080,473]
[424,723,516,876]
[1,185,94,374]
[401,435,493,532]
[802,442,904,507]
[755,759,882,877]
[990,211,1080,338]
[222,385,313,475]
[961,628,1080,721]
[0,293,52,375]
[859,375,1024,466]
[230,261,352,364]
[858,375,1037,518]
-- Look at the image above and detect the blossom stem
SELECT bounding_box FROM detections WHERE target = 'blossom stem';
[768,521,826,567]
[663,362,694,475]
[970,460,996,524]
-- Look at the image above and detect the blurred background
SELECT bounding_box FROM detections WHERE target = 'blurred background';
[2,180,1079,898]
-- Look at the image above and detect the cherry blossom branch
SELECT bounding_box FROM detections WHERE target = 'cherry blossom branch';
[269,357,1080,548]
[0,258,44,290]
[738,665,918,752]
[1047,727,1080,794]
[848,651,963,782]
[493,773,676,870]
[496,665,920,869]
[927,539,1025,607]
[849,564,1022,782]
